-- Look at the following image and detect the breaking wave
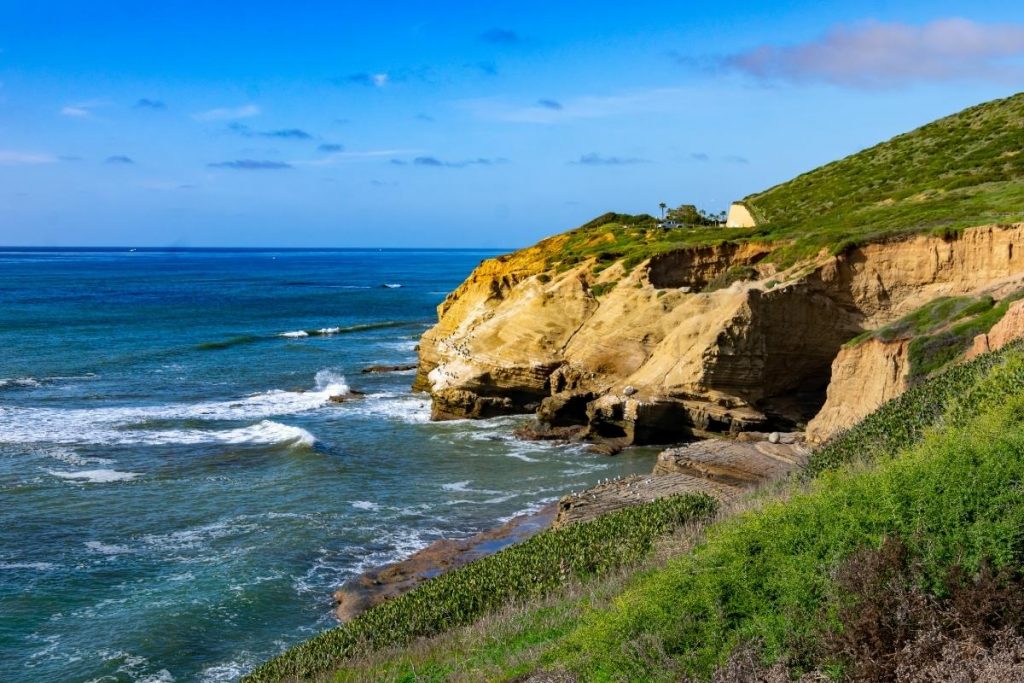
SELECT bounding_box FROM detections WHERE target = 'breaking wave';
[278,320,424,339]
[47,469,142,483]
[0,372,343,447]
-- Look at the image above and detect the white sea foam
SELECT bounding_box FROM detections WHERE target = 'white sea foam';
[0,377,41,388]
[141,518,261,554]
[0,373,97,389]
[441,480,502,495]
[48,469,141,483]
[84,540,132,555]
[382,283,402,288]
[350,500,380,511]
[340,392,430,424]
[199,658,257,683]
[156,421,317,447]
[0,561,57,571]
[279,330,309,338]
[41,447,115,466]
[0,371,343,446]
[379,339,418,353]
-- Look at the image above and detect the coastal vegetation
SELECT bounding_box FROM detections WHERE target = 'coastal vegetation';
[248,341,1024,681]
[843,288,1024,379]
[243,493,717,682]
[542,92,1024,277]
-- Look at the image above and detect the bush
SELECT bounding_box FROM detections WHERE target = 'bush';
[822,537,1024,681]
[588,281,617,297]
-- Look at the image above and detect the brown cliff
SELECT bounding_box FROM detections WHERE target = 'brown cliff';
[415,224,1024,446]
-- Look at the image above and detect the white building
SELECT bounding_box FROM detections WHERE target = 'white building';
[725,202,756,228]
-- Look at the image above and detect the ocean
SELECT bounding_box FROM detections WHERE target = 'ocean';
[0,248,657,682]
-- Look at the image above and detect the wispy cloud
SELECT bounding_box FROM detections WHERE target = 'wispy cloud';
[0,150,56,165]
[105,155,134,164]
[480,28,520,44]
[228,123,313,140]
[723,18,1024,87]
[469,61,499,76]
[138,180,195,191]
[570,153,649,166]
[207,159,292,170]
[415,113,434,123]
[464,88,682,124]
[193,104,261,121]
[336,67,433,88]
[265,128,311,139]
[341,72,391,87]
[292,149,421,167]
[390,156,507,168]
[135,98,166,110]
[60,100,105,118]
[690,152,710,162]
[317,143,344,153]
[724,154,749,164]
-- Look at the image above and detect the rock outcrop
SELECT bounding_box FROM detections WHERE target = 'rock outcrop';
[966,299,1024,360]
[415,224,1024,446]
[555,433,808,525]
[806,338,911,443]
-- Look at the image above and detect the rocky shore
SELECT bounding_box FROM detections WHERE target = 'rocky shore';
[332,431,807,620]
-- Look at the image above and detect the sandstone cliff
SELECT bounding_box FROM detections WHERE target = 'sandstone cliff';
[415,224,1024,446]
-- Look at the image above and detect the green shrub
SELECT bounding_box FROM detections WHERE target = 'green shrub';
[589,281,617,297]
[244,494,716,682]
[705,265,757,292]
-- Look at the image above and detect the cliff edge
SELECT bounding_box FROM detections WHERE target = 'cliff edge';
[414,92,1024,446]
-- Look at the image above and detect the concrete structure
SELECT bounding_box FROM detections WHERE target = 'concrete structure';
[726,202,756,228]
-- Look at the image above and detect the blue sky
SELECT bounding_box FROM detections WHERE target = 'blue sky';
[1,1,1023,247]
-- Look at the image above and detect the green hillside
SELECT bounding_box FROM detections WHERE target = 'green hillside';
[246,342,1024,682]
[744,91,1024,261]
[544,92,1024,272]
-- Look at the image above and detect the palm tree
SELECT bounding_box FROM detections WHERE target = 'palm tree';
[658,202,667,219]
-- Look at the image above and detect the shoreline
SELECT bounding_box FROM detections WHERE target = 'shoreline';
[331,431,808,622]
[333,502,558,621]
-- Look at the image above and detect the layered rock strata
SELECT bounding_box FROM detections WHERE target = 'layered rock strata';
[555,433,808,526]
[416,224,1024,446]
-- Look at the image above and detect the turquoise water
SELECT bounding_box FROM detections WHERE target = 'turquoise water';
[0,249,656,682]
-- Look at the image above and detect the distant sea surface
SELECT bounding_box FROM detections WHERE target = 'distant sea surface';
[0,249,657,682]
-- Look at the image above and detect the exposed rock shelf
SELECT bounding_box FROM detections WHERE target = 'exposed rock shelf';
[555,433,808,526]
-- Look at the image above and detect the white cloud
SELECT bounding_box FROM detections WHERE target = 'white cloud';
[60,100,106,118]
[724,18,1024,88]
[293,148,424,166]
[0,150,56,165]
[192,104,261,121]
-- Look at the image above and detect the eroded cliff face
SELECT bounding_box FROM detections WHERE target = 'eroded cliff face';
[805,339,911,443]
[415,224,1024,445]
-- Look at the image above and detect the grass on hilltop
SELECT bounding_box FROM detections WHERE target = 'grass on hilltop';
[539,93,1024,276]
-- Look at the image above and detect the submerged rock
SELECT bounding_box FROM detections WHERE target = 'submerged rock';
[361,363,417,374]
[328,389,365,403]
